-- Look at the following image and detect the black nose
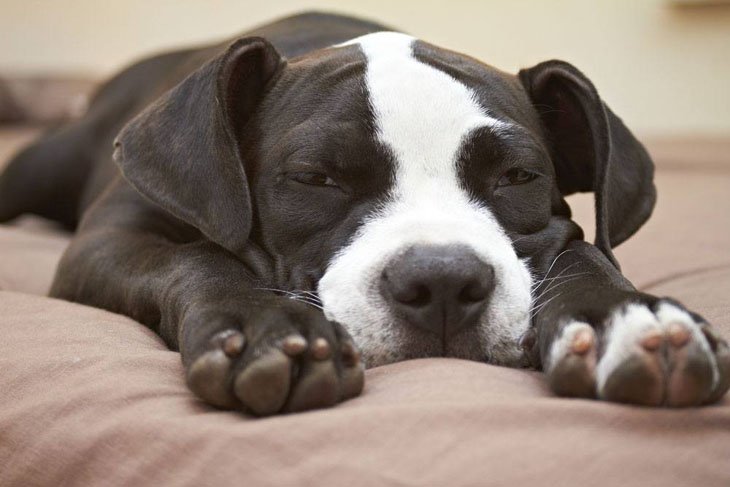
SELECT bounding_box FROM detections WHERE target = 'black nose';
[380,245,495,338]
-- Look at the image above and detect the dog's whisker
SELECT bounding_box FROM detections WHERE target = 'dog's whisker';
[540,249,574,279]
[287,296,324,310]
[253,286,292,294]
[531,272,589,290]
[531,275,584,306]
[529,292,563,316]
[253,287,324,310]
[293,289,321,300]
[535,274,583,299]
[290,290,323,305]
[534,261,579,287]
[291,295,324,307]
[509,235,531,244]
[293,289,318,296]
[530,263,581,301]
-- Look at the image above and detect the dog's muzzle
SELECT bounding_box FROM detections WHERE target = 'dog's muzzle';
[379,244,495,342]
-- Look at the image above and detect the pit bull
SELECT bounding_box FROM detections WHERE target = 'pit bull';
[1,12,727,415]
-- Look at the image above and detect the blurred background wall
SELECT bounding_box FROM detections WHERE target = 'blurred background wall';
[1,0,729,136]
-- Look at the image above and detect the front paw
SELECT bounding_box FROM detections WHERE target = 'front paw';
[545,298,730,407]
[181,300,364,416]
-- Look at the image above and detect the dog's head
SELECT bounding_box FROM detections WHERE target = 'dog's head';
[114,33,655,367]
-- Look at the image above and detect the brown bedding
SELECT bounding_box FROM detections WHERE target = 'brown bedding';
[1,130,729,486]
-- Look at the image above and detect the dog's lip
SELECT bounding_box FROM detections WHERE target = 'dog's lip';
[394,318,489,360]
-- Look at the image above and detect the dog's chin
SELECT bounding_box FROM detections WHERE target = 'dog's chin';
[349,320,528,369]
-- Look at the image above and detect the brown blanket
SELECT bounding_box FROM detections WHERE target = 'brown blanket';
[1,130,729,486]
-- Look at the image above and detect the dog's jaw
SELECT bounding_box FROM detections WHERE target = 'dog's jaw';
[318,32,533,368]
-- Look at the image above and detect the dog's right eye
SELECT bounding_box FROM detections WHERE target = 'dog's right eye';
[496,168,540,187]
[289,172,340,188]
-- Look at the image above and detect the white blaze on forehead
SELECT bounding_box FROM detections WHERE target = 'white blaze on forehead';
[321,33,532,368]
[342,32,508,197]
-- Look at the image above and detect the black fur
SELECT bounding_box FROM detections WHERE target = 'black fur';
[1,12,726,413]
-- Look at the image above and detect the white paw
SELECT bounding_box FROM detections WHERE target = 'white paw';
[547,300,730,406]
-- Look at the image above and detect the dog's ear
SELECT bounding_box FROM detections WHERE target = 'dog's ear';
[113,37,284,256]
[519,60,656,267]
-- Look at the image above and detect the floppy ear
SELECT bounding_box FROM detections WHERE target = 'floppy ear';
[113,37,284,256]
[519,60,656,267]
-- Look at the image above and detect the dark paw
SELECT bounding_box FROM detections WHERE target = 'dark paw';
[545,299,730,407]
[182,302,364,415]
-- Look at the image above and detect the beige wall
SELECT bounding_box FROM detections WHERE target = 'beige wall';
[1,0,729,136]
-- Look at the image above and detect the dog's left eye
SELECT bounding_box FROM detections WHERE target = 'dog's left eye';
[497,168,539,187]
[289,172,339,188]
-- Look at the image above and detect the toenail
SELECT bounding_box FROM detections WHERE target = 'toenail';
[668,323,690,348]
[640,332,663,351]
[519,328,537,352]
[571,330,594,355]
[311,338,332,360]
[222,333,245,357]
[341,341,361,366]
[282,335,308,356]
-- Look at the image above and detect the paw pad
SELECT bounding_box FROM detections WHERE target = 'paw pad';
[185,315,365,415]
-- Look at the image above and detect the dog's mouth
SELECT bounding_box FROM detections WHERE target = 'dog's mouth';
[362,319,497,367]
[269,286,532,368]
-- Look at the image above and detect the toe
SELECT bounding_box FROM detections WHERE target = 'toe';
[285,360,340,412]
[701,326,730,404]
[340,363,365,400]
[547,322,597,398]
[340,340,361,368]
[186,349,238,409]
[339,341,365,400]
[600,354,664,406]
[655,303,717,406]
[233,350,292,416]
[666,343,714,407]
[596,304,665,406]
[665,325,714,407]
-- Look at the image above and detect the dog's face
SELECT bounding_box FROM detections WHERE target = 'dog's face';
[250,33,557,367]
[116,32,655,369]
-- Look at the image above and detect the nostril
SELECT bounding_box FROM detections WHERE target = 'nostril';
[398,285,431,307]
[458,280,488,303]
[457,266,495,304]
[382,268,432,307]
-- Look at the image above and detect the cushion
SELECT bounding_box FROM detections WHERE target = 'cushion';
[1,292,728,487]
[1,131,729,486]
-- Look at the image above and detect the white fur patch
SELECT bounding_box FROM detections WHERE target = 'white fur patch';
[547,321,595,374]
[595,303,661,394]
[654,301,719,390]
[319,32,532,367]
[595,302,719,396]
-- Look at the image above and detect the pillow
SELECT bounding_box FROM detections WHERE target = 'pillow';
[1,290,727,486]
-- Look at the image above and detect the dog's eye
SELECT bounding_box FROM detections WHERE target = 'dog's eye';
[497,168,538,187]
[289,172,339,188]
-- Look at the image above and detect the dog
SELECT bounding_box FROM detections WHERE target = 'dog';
[1,12,727,415]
